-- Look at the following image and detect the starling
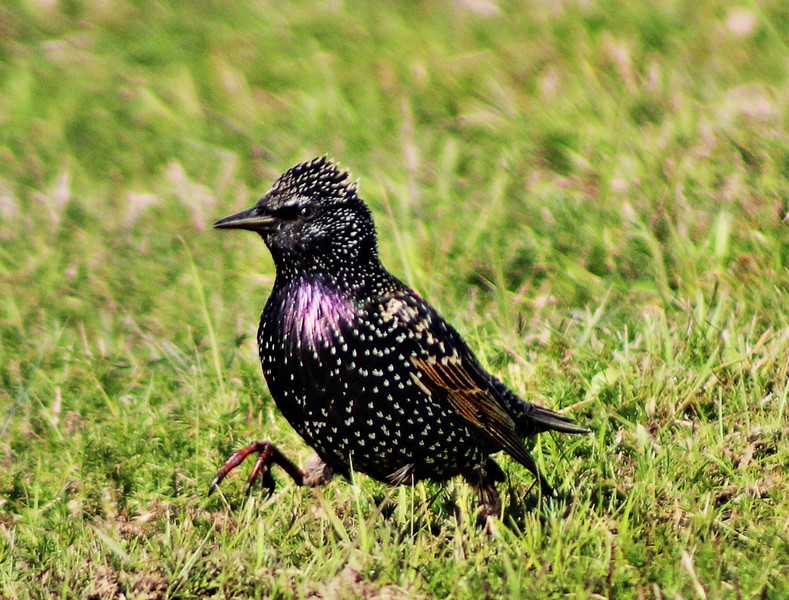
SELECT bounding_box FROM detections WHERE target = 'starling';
[211,157,587,517]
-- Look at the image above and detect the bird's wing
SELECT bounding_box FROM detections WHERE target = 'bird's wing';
[368,287,544,476]
[410,350,542,476]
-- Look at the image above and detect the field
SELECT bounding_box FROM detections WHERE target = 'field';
[0,1,787,597]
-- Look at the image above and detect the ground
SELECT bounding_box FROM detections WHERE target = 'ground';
[0,1,787,598]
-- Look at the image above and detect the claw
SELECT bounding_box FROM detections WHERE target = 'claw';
[243,448,278,495]
[209,440,308,496]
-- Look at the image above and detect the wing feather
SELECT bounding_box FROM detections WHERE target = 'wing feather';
[411,354,540,473]
[370,288,566,493]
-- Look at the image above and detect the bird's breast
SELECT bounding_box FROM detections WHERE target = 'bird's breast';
[269,280,356,357]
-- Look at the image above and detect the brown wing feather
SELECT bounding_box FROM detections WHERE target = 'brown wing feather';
[410,354,541,475]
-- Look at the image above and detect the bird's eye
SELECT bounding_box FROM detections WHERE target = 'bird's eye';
[272,204,315,220]
[298,205,316,219]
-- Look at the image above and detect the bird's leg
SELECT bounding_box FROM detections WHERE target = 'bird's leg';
[209,442,333,496]
[301,451,335,487]
[463,458,506,523]
[245,445,278,495]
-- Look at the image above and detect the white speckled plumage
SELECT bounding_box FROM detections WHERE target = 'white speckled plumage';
[212,157,588,514]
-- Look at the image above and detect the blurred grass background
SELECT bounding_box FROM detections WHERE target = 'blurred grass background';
[0,0,787,597]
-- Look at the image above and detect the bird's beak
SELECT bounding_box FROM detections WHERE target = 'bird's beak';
[214,205,277,231]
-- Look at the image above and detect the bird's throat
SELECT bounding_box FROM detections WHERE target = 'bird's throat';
[276,278,356,355]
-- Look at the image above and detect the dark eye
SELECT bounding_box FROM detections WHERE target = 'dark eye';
[273,204,316,220]
[298,205,316,219]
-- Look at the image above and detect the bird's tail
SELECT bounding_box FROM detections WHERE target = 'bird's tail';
[522,404,589,435]
[492,379,589,436]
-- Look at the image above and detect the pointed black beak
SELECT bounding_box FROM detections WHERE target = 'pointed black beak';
[214,205,277,231]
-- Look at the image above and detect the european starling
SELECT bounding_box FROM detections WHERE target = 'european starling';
[211,157,587,517]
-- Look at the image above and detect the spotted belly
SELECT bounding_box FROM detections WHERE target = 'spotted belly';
[279,384,485,483]
[261,348,487,483]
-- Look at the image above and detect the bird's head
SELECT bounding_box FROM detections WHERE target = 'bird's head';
[215,157,378,274]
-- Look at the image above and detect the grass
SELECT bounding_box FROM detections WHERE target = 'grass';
[0,0,787,597]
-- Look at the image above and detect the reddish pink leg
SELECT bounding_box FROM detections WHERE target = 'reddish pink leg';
[209,440,306,496]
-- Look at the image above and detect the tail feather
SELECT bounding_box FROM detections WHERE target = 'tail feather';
[492,378,589,436]
[523,404,589,435]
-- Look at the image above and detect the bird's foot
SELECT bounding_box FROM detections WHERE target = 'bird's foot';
[209,440,306,496]
[483,514,500,537]
[463,458,505,521]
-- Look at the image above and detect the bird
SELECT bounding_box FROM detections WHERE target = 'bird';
[210,156,587,518]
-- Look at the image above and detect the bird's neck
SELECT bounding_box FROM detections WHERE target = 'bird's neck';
[272,250,397,298]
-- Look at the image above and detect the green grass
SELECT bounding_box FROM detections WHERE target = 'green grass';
[1,0,787,597]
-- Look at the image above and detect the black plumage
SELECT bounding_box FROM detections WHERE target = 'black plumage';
[211,157,587,516]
